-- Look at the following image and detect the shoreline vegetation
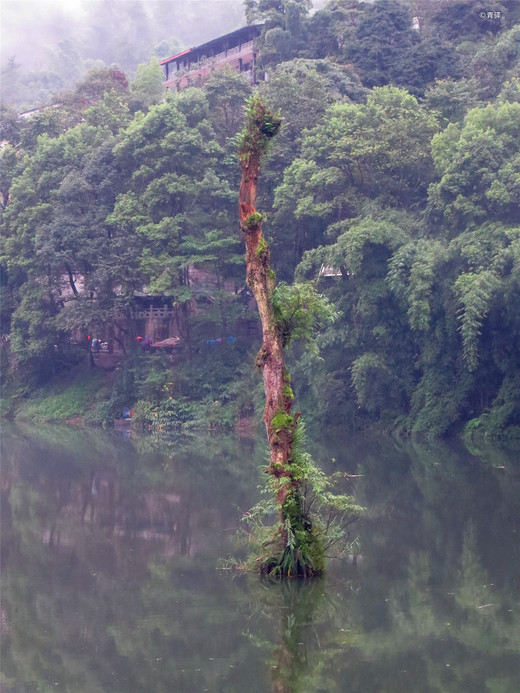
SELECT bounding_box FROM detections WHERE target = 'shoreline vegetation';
[1,360,516,444]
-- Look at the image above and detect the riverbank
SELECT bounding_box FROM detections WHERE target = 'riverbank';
[1,347,261,434]
[2,347,519,442]
[1,367,114,427]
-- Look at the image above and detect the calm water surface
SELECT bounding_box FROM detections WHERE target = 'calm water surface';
[1,424,519,692]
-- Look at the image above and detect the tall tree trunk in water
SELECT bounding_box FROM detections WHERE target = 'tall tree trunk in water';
[238,98,319,577]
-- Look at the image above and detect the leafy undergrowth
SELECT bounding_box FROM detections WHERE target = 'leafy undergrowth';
[8,345,264,431]
[15,370,111,424]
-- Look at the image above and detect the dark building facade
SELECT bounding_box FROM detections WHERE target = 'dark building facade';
[161,24,263,90]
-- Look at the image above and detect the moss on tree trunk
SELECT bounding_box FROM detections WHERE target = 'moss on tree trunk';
[238,98,321,577]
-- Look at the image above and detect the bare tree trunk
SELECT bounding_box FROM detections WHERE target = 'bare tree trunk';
[237,99,328,578]
[238,100,296,508]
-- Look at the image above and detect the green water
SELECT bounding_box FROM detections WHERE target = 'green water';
[1,424,519,692]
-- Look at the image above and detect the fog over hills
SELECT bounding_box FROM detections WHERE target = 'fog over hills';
[1,0,246,107]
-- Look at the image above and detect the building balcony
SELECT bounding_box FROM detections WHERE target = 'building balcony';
[164,41,256,89]
[212,40,254,63]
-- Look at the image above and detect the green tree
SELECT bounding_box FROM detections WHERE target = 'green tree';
[129,59,165,113]
[109,89,242,347]
[303,0,363,61]
[1,93,133,385]
[462,24,520,99]
[53,66,130,130]
[286,89,520,437]
[255,57,365,278]
[429,0,508,44]
[18,108,66,153]
[271,86,438,279]
[295,210,418,425]
[343,0,460,94]
[0,104,22,145]
[204,67,252,145]
[428,100,520,229]
[424,77,483,125]
[247,0,312,67]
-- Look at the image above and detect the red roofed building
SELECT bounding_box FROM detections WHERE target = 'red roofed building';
[161,24,264,91]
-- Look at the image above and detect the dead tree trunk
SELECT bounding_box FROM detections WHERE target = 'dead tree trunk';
[238,100,296,499]
[237,99,323,578]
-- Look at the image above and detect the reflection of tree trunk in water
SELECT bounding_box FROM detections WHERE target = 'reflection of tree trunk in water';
[271,641,298,693]
[82,471,118,533]
[178,491,192,557]
[267,581,322,693]
[105,476,116,534]
[80,474,93,525]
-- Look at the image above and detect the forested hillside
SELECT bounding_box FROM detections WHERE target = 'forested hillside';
[1,0,519,439]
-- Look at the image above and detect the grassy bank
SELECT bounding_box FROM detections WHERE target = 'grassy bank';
[10,368,114,426]
[2,344,263,432]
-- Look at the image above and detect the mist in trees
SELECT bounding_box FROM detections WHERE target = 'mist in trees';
[0,0,246,109]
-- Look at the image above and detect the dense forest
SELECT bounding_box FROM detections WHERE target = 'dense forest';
[1,0,519,439]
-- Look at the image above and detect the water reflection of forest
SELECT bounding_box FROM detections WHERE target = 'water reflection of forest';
[1,425,519,692]
[1,425,261,563]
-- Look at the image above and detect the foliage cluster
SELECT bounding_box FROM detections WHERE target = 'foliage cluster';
[237,96,282,163]
[272,281,339,350]
[1,71,253,426]
[131,341,260,432]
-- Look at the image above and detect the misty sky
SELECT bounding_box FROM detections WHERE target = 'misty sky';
[1,0,248,72]
[2,1,85,58]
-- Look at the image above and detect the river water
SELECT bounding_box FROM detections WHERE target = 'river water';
[1,423,519,692]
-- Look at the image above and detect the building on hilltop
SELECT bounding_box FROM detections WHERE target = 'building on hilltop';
[160,24,264,91]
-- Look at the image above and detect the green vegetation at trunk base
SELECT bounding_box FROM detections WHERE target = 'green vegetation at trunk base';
[239,423,365,578]
[263,491,326,578]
